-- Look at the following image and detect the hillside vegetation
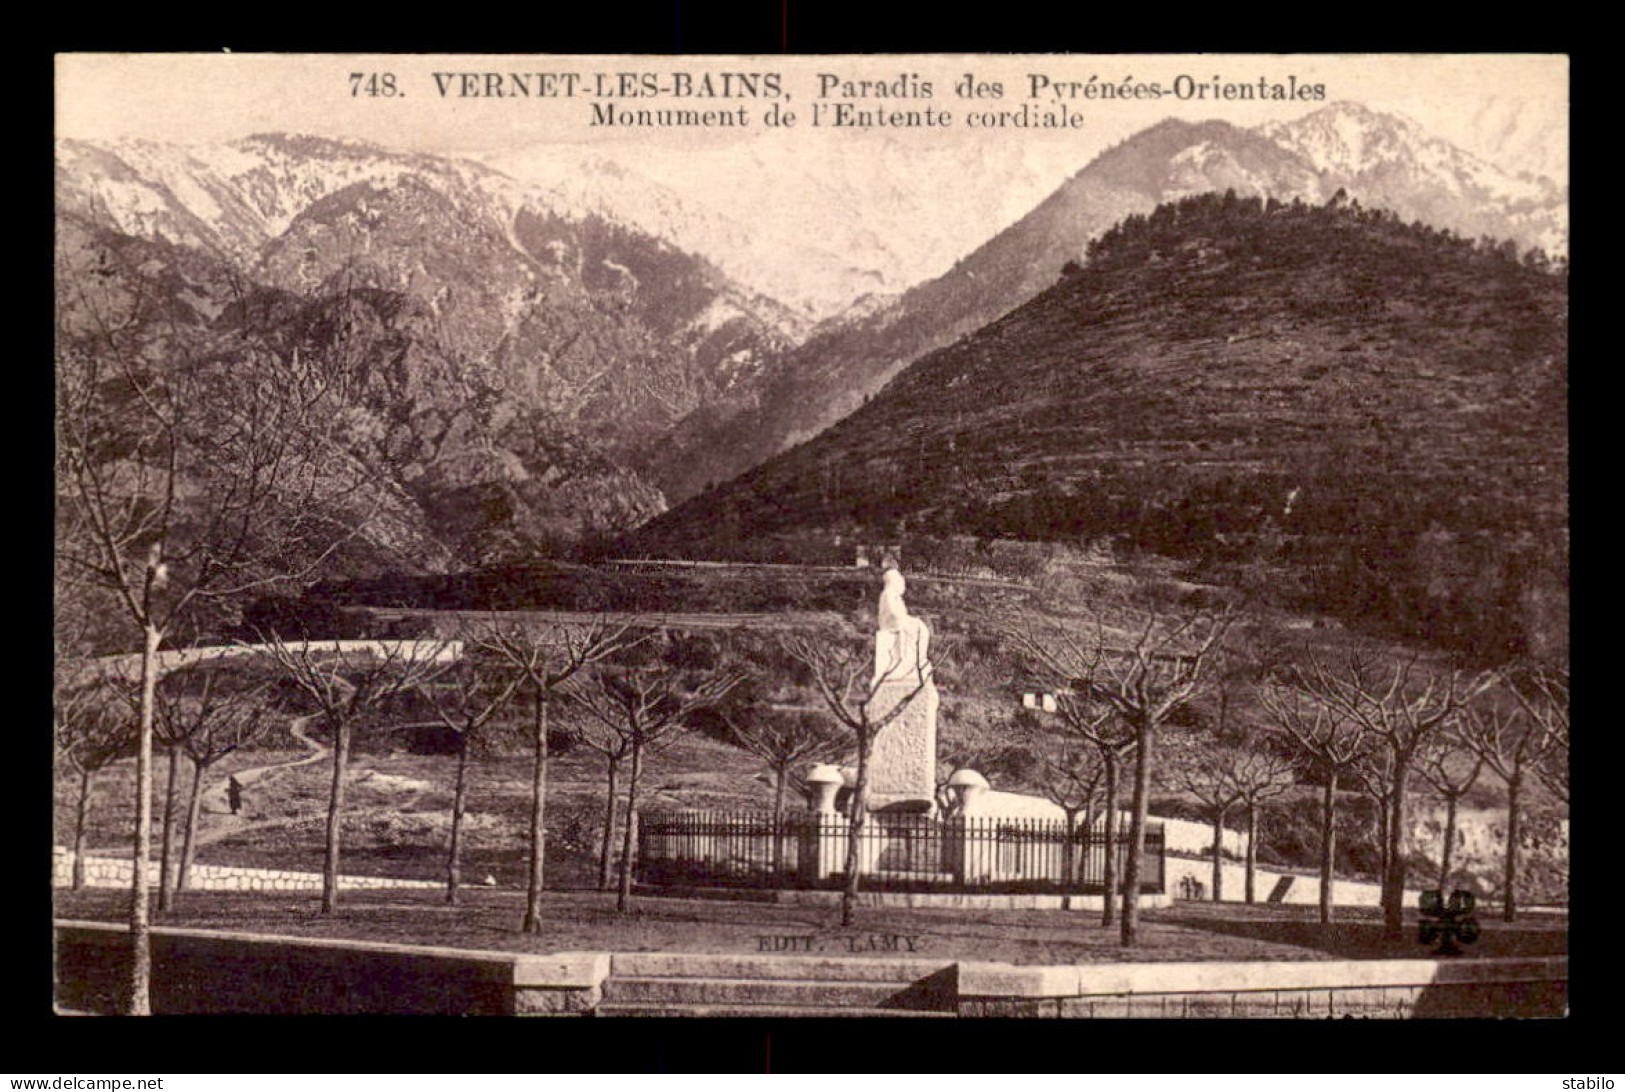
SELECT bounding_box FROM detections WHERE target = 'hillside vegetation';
[631,192,1569,660]
[653,107,1567,504]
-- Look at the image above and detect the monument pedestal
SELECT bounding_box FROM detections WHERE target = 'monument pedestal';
[863,675,939,813]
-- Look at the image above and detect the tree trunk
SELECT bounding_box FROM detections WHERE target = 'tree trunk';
[1244,802,1259,904]
[1439,792,1460,892]
[841,734,872,928]
[1101,751,1119,927]
[1062,808,1080,888]
[72,765,93,891]
[1120,722,1154,947]
[1319,772,1337,925]
[597,756,620,891]
[321,717,351,915]
[523,691,550,933]
[128,622,160,1015]
[157,745,180,912]
[178,759,204,892]
[772,766,788,875]
[1373,792,1390,892]
[1210,805,1227,903]
[446,731,470,906]
[1384,763,1410,936]
[1383,763,1410,937]
[616,742,643,913]
[523,692,555,929]
[1503,773,1522,922]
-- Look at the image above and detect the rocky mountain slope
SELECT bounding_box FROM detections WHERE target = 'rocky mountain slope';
[56,134,805,565]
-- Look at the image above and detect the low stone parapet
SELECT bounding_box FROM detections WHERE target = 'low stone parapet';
[53,921,1566,1017]
[957,955,1568,1018]
[53,846,440,893]
[53,921,608,1015]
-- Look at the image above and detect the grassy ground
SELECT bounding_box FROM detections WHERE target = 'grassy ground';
[53,887,1565,966]
[55,728,779,888]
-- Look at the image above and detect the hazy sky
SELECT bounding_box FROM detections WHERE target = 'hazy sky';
[57,53,1568,179]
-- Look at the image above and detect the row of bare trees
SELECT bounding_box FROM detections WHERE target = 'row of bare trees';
[56,235,392,1014]
[55,622,753,926]
[1001,609,1235,945]
[994,603,1568,942]
[1261,653,1568,927]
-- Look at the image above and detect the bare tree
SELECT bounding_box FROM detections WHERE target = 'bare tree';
[126,658,264,911]
[1001,608,1233,946]
[1415,733,1486,893]
[574,709,635,893]
[1171,742,1244,903]
[1000,633,1139,926]
[569,655,745,912]
[1516,665,1569,807]
[259,638,451,913]
[1454,681,1557,921]
[1018,728,1108,890]
[54,666,136,890]
[1260,678,1368,923]
[723,704,848,874]
[143,664,219,911]
[1347,746,1398,902]
[1224,743,1298,904]
[167,665,275,893]
[56,239,382,1012]
[781,630,935,928]
[423,656,523,905]
[469,619,637,932]
[1289,649,1493,935]
[724,706,850,821]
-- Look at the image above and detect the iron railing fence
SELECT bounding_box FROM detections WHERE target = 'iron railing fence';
[635,810,1166,895]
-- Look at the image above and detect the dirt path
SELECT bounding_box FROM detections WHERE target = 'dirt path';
[186,717,330,849]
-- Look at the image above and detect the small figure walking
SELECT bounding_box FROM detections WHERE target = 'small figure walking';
[228,775,244,816]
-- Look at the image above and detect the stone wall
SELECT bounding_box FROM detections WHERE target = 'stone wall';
[53,847,441,893]
[1163,853,1397,906]
[957,956,1568,1018]
[54,921,606,1016]
[56,921,1564,1017]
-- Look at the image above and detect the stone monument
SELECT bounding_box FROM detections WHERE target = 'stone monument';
[863,566,939,813]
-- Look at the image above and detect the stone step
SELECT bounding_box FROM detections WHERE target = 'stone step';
[602,975,943,1008]
[594,1002,957,1018]
[609,951,954,982]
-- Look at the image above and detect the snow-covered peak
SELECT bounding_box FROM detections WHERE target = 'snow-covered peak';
[1258,102,1556,205]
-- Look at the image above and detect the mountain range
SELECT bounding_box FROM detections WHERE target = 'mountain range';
[56,132,800,564]
[642,103,1567,503]
[56,103,1567,604]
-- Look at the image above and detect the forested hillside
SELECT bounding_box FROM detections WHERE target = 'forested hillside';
[631,192,1569,660]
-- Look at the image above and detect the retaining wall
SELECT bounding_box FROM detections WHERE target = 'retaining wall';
[54,922,1566,1017]
[53,847,440,893]
[1164,854,1398,907]
[54,921,606,1016]
[957,956,1568,1018]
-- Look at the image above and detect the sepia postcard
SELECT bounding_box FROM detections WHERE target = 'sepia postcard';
[52,53,1568,1021]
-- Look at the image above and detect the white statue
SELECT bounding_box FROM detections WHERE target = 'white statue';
[872,567,931,687]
